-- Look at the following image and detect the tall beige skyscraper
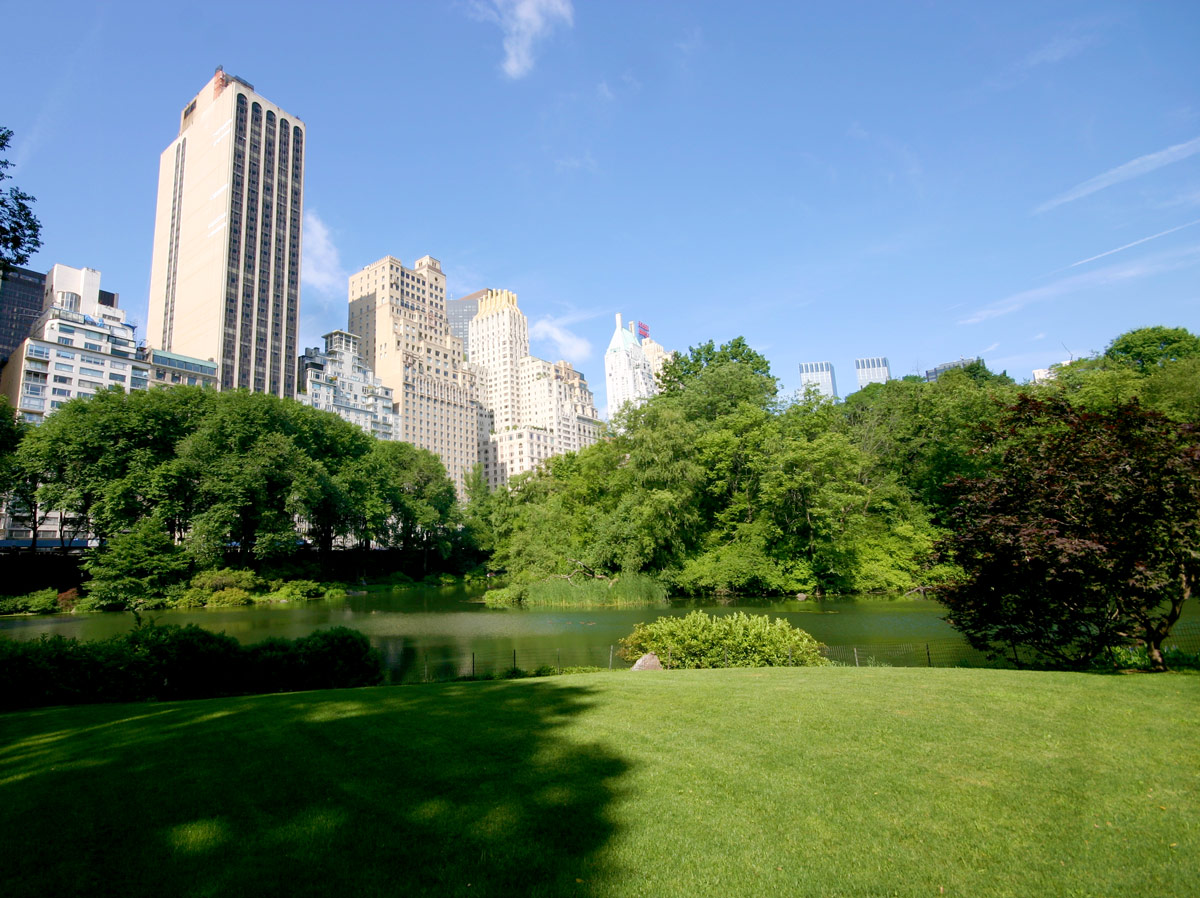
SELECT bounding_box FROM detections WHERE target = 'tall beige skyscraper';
[147,67,305,396]
[469,289,601,488]
[348,254,479,493]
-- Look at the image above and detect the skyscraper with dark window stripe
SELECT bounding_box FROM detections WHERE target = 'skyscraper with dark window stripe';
[148,68,304,397]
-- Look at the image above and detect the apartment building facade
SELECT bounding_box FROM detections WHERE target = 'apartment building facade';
[347,255,478,493]
[298,330,397,441]
[469,288,601,488]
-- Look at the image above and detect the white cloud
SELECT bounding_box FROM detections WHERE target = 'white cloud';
[1018,33,1099,70]
[554,151,597,173]
[982,342,1000,353]
[675,25,704,56]
[301,209,347,299]
[1036,135,1200,214]
[983,26,1104,93]
[473,0,574,79]
[596,80,614,102]
[530,315,592,362]
[960,243,1200,324]
[1159,187,1200,208]
[1032,332,1046,341]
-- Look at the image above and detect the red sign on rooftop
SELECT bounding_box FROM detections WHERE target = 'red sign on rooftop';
[637,321,650,338]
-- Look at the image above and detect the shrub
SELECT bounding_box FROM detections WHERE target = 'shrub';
[266,579,326,603]
[126,621,245,699]
[482,585,527,607]
[0,623,385,711]
[206,587,253,606]
[289,627,384,690]
[173,587,210,609]
[0,588,60,615]
[191,568,262,593]
[619,610,829,669]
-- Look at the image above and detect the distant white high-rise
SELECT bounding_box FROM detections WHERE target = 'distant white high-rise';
[605,314,669,418]
[799,361,837,399]
[855,356,890,390]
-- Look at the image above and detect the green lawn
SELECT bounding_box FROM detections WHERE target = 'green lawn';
[1,668,1197,897]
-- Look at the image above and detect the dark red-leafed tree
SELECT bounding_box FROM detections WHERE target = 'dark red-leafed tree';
[938,396,1199,670]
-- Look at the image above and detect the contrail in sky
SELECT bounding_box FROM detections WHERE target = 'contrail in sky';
[1068,218,1200,269]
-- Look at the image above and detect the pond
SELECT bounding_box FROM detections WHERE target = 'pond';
[2,584,1195,681]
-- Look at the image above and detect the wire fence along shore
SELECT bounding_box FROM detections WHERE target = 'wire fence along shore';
[381,620,1200,684]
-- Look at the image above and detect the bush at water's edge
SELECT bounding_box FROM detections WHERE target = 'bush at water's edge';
[0,622,383,711]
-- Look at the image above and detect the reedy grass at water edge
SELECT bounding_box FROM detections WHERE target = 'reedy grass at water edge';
[1,667,1197,897]
[483,572,668,607]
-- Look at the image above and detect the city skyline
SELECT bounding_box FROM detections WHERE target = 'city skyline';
[4,2,1198,400]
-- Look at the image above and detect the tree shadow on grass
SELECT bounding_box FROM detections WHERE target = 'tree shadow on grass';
[0,680,626,897]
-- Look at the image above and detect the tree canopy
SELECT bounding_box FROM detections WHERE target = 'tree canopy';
[938,397,1200,670]
[0,127,41,274]
[1104,325,1200,371]
[5,388,463,608]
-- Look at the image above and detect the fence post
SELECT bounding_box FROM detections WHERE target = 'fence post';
[424,653,429,682]
[724,649,729,667]
[789,646,793,666]
[471,652,475,678]
[667,647,672,668]
[609,645,614,669]
[513,648,517,673]
[926,644,932,667]
[853,647,860,667]
[557,649,561,674]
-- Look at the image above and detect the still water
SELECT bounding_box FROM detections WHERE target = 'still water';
[0,582,970,679]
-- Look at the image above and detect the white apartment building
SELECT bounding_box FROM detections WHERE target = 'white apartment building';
[799,361,837,399]
[347,255,479,493]
[298,330,397,441]
[469,289,602,489]
[855,356,891,390]
[604,314,659,419]
[147,67,305,397]
[1,265,149,425]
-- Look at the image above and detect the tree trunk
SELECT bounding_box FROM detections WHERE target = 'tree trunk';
[1146,639,1167,672]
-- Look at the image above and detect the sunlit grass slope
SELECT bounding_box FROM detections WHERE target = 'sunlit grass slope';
[1,668,1197,898]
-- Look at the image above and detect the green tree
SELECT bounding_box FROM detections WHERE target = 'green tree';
[0,398,24,500]
[82,517,192,610]
[341,440,458,568]
[176,392,369,566]
[0,127,42,273]
[656,336,777,401]
[938,397,1200,670]
[17,387,215,544]
[1105,325,1200,371]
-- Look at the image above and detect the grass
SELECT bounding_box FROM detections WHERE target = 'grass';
[1,667,1197,897]
[484,573,668,608]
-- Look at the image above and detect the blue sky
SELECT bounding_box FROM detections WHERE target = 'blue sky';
[5,1,1199,402]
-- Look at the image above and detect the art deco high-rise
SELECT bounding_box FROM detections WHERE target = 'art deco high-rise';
[347,254,479,494]
[147,68,305,397]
